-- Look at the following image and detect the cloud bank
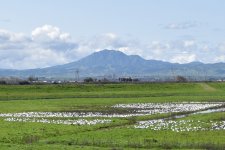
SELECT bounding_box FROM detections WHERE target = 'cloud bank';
[0,25,224,69]
[0,25,76,69]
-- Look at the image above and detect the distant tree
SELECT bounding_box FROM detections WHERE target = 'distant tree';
[176,75,187,82]
[132,78,139,82]
[1,77,28,85]
[84,77,94,83]
[18,80,30,85]
[28,76,38,82]
[99,78,110,83]
[0,80,6,85]
[7,77,20,84]
[52,81,59,84]
[119,77,133,82]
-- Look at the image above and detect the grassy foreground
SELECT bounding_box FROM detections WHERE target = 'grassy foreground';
[0,82,225,149]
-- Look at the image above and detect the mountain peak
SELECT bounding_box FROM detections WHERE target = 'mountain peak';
[91,50,145,62]
[93,49,126,56]
[78,49,134,66]
[187,61,203,65]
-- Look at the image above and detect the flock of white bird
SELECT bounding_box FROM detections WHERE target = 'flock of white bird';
[0,102,223,118]
[112,102,224,114]
[4,118,111,125]
[0,102,224,130]
[135,119,225,132]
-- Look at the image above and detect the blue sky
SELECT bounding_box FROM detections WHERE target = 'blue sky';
[0,0,225,69]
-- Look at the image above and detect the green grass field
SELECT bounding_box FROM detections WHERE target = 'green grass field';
[0,82,225,149]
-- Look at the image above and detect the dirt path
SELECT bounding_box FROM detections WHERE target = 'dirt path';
[199,83,216,92]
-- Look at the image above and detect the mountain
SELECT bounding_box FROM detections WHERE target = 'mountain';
[58,50,174,76]
[1,49,225,79]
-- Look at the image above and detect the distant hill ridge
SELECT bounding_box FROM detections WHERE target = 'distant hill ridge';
[0,49,225,78]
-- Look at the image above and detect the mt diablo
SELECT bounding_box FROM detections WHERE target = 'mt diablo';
[1,50,225,79]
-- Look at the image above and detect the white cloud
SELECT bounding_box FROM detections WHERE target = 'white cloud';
[74,33,143,59]
[145,39,221,63]
[0,25,76,69]
[171,53,196,63]
[104,33,117,39]
[200,44,211,51]
[0,49,68,69]
[183,40,195,47]
[165,22,199,30]
[31,25,71,42]
[0,29,28,42]
[218,43,225,51]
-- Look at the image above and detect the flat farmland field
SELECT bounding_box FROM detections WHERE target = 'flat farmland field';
[0,82,225,150]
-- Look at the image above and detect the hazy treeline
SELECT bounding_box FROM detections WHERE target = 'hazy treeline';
[0,77,32,85]
[0,75,223,85]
